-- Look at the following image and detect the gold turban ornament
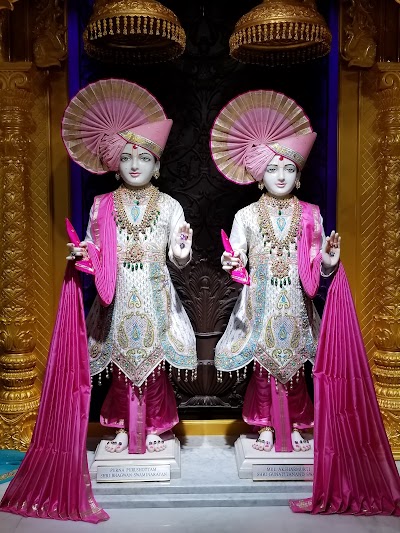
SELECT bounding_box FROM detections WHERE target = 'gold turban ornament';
[229,0,332,66]
[83,0,186,64]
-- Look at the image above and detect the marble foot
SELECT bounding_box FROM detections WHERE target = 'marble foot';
[89,433,181,480]
[235,434,314,480]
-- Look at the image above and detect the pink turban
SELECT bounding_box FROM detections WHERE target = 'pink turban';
[62,79,168,174]
[211,90,316,185]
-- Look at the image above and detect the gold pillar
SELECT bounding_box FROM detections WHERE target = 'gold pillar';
[0,62,41,449]
[372,62,400,454]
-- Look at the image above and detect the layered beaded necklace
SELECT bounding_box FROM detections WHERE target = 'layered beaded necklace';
[113,184,160,270]
[258,194,301,287]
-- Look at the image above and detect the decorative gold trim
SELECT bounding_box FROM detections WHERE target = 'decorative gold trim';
[268,142,305,169]
[229,0,331,66]
[83,0,186,64]
[119,130,163,158]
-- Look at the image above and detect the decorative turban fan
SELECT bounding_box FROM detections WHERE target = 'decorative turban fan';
[62,78,172,174]
[210,90,317,184]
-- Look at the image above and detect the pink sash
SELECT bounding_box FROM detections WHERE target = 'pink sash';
[86,193,117,306]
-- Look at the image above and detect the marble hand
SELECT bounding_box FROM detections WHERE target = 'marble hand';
[321,230,341,269]
[172,222,193,262]
[66,240,88,261]
[222,250,240,272]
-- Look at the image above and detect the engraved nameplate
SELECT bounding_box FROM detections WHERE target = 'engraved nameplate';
[97,464,171,482]
[252,464,314,481]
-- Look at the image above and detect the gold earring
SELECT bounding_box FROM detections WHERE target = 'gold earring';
[258,182,265,190]
[295,179,300,189]
[153,169,160,179]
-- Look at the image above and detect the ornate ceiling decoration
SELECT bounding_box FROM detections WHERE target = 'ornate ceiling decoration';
[83,0,186,64]
[229,0,332,66]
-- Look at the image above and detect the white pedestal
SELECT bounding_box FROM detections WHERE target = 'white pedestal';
[234,434,314,480]
[89,434,181,480]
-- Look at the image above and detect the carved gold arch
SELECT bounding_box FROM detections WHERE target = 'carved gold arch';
[0,1,69,449]
[339,0,400,456]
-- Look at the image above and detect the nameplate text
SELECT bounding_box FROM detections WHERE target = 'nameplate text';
[97,464,171,482]
[252,463,314,481]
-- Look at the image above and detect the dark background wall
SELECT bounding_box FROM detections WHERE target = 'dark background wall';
[67,0,339,420]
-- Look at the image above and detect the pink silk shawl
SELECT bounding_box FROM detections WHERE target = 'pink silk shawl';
[0,194,116,522]
[290,202,400,515]
[0,262,109,523]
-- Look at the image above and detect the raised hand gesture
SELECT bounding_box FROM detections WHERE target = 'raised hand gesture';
[172,222,193,262]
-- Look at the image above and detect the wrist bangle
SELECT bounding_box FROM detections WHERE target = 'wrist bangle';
[320,263,337,278]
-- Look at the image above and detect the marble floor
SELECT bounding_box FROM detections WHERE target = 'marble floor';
[0,501,399,533]
[0,436,398,533]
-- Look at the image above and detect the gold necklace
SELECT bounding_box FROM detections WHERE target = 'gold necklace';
[263,194,295,215]
[118,184,154,205]
[258,194,301,288]
[113,185,160,271]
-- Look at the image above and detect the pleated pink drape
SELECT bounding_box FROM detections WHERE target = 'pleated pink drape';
[290,203,400,515]
[0,263,109,522]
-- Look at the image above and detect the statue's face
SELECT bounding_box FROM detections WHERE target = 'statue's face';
[119,143,159,188]
[262,155,299,197]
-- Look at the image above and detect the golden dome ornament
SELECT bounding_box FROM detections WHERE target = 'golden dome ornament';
[83,0,186,64]
[229,0,332,66]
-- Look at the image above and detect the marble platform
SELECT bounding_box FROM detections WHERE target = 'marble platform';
[89,433,181,480]
[235,434,314,479]
[90,435,313,508]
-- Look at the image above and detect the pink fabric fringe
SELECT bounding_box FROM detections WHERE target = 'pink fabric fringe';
[0,263,109,523]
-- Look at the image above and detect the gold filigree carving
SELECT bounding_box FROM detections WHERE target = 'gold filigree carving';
[0,63,30,89]
[0,411,38,450]
[341,0,377,68]
[32,0,67,68]
[371,62,400,455]
[0,64,41,450]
